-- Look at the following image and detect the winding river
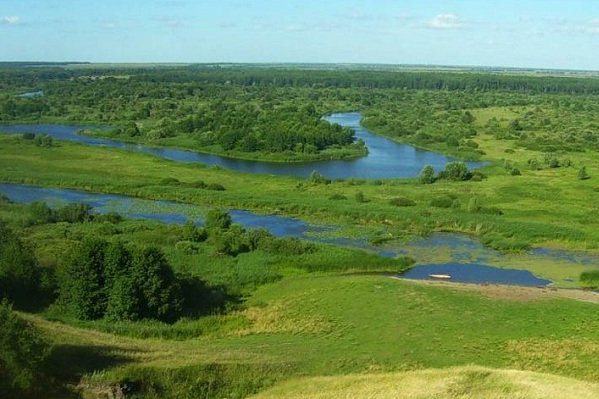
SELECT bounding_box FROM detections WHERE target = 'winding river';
[0,112,485,179]
[0,183,553,287]
[0,113,579,286]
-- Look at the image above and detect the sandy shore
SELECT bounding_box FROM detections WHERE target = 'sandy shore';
[396,277,599,304]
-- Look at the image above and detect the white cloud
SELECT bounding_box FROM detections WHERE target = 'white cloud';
[344,8,375,21]
[426,14,466,30]
[285,24,307,32]
[558,18,599,35]
[1,16,21,25]
[157,17,184,27]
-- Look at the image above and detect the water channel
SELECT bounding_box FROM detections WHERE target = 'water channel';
[0,112,485,179]
[0,183,555,287]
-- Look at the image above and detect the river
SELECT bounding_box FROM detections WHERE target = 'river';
[0,112,485,179]
[0,183,553,287]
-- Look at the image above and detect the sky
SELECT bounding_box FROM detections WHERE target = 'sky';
[2,0,599,70]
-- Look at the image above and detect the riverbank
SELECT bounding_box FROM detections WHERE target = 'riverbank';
[397,277,599,303]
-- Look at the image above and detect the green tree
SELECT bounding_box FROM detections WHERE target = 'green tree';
[439,162,472,181]
[0,222,40,309]
[204,209,232,231]
[0,300,49,397]
[59,239,107,320]
[461,111,475,124]
[418,165,436,184]
[131,246,181,321]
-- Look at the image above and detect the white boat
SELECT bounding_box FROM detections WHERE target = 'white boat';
[429,274,452,280]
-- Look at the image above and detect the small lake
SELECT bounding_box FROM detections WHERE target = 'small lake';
[0,183,554,287]
[0,112,485,180]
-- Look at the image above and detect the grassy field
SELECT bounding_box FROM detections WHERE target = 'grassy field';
[22,274,599,398]
[252,366,599,399]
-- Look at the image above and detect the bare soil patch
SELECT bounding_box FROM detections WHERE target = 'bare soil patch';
[397,278,599,304]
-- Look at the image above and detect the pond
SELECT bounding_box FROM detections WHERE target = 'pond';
[0,112,485,179]
[0,183,557,287]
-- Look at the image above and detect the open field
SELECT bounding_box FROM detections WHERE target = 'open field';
[17,275,599,398]
[251,366,599,399]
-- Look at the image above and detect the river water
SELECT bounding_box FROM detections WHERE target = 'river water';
[0,112,485,179]
[0,183,553,287]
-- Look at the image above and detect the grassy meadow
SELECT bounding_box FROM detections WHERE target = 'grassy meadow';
[19,274,599,398]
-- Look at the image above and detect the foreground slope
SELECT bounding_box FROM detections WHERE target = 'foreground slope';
[251,366,599,399]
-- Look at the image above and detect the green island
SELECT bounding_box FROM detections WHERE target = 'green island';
[3,64,599,398]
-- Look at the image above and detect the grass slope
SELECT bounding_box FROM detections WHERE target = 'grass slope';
[251,365,599,399]
[22,275,599,398]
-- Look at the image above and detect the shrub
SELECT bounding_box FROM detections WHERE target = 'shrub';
[161,177,180,185]
[204,209,232,231]
[0,222,41,309]
[430,195,460,209]
[580,270,599,289]
[510,168,521,176]
[328,193,347,200]
[578,166,590,180]
[389,197,416,207]
[308,170,330,184]
[191,180,207,189]
[355,191,367,203]
[207,183,226,191]
[438,162,472,181]
[418,165,436,184]
[0,300,50,397]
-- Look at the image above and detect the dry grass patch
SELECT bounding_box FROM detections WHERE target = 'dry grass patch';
[398,278,599,304]
[506,338,599,381]
[250,365,599,399]
[234,298,335,336]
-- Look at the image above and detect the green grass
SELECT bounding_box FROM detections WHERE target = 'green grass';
[22,274,599,398]
[251,366,599,399]
[4,133,599,286]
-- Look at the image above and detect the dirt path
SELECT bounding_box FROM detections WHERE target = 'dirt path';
[396,277,599,304]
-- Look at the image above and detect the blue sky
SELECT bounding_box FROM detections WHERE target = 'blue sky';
[2,0,599,70]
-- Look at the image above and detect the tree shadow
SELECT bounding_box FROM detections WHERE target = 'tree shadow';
[45,343,132,382]
[178,274,243,318]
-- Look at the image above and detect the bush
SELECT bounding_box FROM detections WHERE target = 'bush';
[191,180,207,189]
[204,209,232,231]
[510,168,521,176]
[328,193,347,200]
[418,165,436,184]
[308,170,330,185]
[580,270,599,289]
[207,183,226,191]
[95,212,124,224]
[389,197,416,207]
[578,166,590,180]
[0,300,50,397]
[0,222,41,309]
[354,191,367,203]
[160,177,180,185]
[438,162,472,181]
[430,195,460,209]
